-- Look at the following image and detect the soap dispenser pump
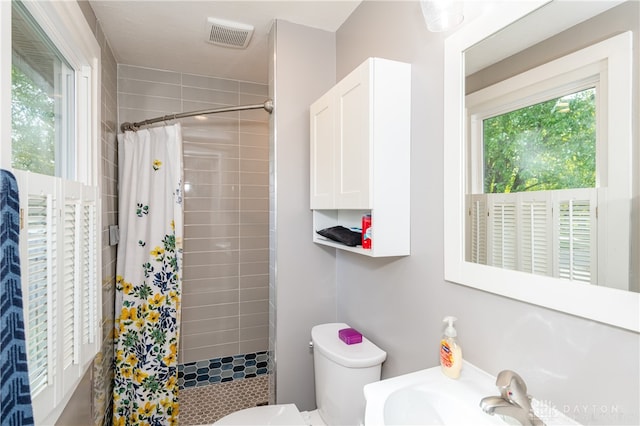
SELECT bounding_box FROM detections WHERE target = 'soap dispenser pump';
[440,316,463,379]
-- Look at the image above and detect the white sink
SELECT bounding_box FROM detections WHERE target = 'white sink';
[364,361,580,426]
[364,361,506,425]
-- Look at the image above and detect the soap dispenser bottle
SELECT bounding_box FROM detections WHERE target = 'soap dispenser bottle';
[440,316,463,379]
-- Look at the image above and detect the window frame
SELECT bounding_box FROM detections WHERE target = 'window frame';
[1,1,101,424]
[465,32,632,292]
[467,61,605,195]
[3,2,100,185]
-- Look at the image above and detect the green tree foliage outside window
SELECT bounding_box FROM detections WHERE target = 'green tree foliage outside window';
[483,88,596,193]
[11,65,55,176]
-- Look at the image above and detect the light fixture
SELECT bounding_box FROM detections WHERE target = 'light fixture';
[420,0,464,32]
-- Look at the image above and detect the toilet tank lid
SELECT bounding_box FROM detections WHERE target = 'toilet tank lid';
[311,323,387,368]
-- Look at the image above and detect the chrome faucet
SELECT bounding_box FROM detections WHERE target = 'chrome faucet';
[480,370,545,426]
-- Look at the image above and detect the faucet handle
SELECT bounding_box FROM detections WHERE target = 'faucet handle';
[496,370,531,410]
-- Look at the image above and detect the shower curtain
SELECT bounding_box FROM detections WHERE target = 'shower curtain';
[113,124,183,426]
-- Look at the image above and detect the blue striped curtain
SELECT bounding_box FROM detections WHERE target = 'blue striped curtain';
[0,169,34,426]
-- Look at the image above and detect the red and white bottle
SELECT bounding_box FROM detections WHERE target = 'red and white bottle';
[362,214,372,249]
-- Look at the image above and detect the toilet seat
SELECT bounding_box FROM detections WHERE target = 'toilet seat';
[213,403,311,425]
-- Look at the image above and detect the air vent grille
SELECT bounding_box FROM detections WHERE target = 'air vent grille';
[207,17,254,49]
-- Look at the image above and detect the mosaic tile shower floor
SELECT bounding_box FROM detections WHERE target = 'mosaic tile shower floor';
[179,375,269,425]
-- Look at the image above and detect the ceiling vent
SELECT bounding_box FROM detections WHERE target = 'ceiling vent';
[206,17,254,49]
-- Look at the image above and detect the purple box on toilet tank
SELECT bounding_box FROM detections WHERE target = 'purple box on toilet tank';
[338,328,363,345]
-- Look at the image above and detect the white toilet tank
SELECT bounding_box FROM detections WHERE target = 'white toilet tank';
[311,323,387,426]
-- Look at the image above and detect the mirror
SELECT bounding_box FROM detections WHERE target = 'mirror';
[444,0,639,331]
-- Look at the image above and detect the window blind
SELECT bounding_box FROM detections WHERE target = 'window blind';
[15,171,100,411]
[489,196,517,270]
[26,192,56,396]
[555,190,596,283]
[81,199,97,346]
[62,197,79,368]
[469,195,487,265]
[519,194,552,276]
[468,189,597,283]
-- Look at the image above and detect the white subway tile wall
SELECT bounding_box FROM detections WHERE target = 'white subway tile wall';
[117,65,270,364]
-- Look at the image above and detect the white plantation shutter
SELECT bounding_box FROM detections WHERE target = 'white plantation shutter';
[62,193,80,368]
[60,182,84,394]
[18,172,59,412]
[519,194,552,276]
[80,186,99,354]
[25,192,56,396]
[471,189,597,283]
[468,195,487,264]
[15,171,100,417]
[555,189,597,283]
[489,195,517,270]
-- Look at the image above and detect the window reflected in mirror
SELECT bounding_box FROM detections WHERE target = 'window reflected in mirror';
[482,87,596,194]
[463,2,637,293]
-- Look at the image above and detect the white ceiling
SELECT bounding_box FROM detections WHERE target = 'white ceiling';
[89,1,362,84]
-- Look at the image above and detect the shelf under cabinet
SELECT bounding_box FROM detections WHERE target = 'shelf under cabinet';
[312,209,409,257]
[313,235,376,256]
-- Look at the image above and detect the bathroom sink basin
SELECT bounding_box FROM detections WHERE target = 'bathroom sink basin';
[365,361,505,425]
[383,386,505,425]
[364,361,580,426]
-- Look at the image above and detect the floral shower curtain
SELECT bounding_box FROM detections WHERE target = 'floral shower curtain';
[113,124,183,426]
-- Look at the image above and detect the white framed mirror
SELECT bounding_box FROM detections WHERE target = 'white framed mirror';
[444,0,639,332]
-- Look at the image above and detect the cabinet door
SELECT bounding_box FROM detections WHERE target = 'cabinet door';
[335,61,371,209]
[310,92,335,209]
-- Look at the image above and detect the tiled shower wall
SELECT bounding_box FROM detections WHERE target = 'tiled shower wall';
[117,65,270,364]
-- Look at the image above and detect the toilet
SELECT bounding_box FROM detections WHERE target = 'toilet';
[214,322,387,425]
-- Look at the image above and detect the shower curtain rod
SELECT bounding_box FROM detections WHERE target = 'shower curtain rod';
[120,99,274,132]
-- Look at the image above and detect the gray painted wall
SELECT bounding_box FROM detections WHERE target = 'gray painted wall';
[332,2,639,425]
[271,20,338,411]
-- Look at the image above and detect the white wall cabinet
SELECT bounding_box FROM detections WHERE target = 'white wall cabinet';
[310,57,411,257]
